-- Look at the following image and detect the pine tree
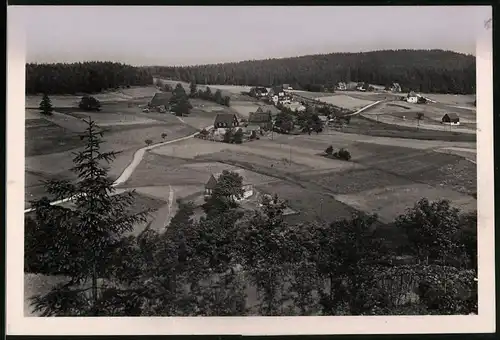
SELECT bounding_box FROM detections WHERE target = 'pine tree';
[26,118,148,316]
[39,94,53,116]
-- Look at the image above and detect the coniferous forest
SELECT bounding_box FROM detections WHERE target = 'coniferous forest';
[25,50,475,96]
[25,62,154,95]
[148,49,476,94]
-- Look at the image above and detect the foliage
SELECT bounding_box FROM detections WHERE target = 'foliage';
[25,118,148,316]
[325,145,334,155]
[161,133,168,139]
[78,95,101,111]
[233,128,244,144]
[395,198,464,265]
[223,128,234,143]
[273,112,294,133]
[170,83,191,116]
[148,49,476,94]
[189,81,197,97]
[39,94,54,116]
[332,148,351,161]
[26,61,153,95]
[145,139,153,146]
[202,170,245,218]
[223,96,231,107]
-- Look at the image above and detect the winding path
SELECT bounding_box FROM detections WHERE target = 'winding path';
[24,125,212,214]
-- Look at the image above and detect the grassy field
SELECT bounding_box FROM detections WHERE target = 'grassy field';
[25,118,84,156]
[336,116,476,142]
[315,94,375,110]
[256,180,359,224]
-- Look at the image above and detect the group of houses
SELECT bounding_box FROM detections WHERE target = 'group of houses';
[336,81,402,93]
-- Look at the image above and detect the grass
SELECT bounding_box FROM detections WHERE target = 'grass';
[256,180,359,224]
[340,116,476,142]
[305,168,413,195]
[26,119,84,156]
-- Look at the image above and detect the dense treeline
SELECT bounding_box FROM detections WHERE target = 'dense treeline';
[26,62,153,95]
[25,119,477,316]
[148,49,476,94]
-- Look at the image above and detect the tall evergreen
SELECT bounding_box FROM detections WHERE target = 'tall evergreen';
[39,94,53,116]
[26,118,148,316]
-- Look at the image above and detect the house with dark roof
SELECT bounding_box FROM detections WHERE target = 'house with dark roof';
[204,169,253,199]
[149,92,173,111]
[268,86,285,98]
[248,110,273,130]
[214,113,239,129]
[442,113,460,125]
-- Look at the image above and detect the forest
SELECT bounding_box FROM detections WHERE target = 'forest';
[148,49,476,94]
[25,119,477,317]
[25,62,154,95]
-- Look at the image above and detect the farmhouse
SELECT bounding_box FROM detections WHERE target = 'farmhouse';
[149,92,173,111]
[204,169,254,200]
[269,86,286,98]
[248,109,273,130]
[406,92,419,104]
[214,113,239,129]
[391,83,402,93]
[252,86,269,97]
[442,113,460,125]
[337,82,347,91]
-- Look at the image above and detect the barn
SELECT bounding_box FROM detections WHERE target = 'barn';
[442,113,460,125]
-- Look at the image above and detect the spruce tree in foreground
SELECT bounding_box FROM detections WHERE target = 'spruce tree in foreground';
[26,118,148,316]
[39,94,53,116]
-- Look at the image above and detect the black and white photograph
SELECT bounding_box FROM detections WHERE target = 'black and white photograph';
[6,4,495,335]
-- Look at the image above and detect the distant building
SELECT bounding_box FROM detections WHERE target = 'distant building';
[442,113,460,125]
[249,109,273,130]
[406,91,419,104]
[269,86,286,98]
[337,82,347,91]
[204,169,254,200]
[214,113,239,129]
[284,102,306,112]
[252,87,269,97]
[391,83,402,93]
[149,92,173,111]
[283,84,293,90]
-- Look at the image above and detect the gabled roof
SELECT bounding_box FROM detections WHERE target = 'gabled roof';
[205,169,250,188]
[214,113,238,126]
[271,86,284,93]
[256,105,281,115]
[150,92,172,106]
[249,111,272,123]
[443,112,460,120]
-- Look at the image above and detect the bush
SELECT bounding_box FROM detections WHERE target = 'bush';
[161,133,168,139]
[325,145,333,155]
[333,148,351,161]
[78,95,101,111]
[145,139,153,146]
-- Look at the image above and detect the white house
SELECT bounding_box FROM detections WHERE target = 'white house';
[406,91,420,103]
[204,169,254,200]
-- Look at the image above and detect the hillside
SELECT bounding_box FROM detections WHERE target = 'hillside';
[26,62,154,95]
[148,49,476,94]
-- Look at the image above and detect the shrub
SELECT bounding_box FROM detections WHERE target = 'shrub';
[325,145,334,155]
[145,139,153,146]
[161,133,168,139]
[79,95,101,111]
[333,148,351,161]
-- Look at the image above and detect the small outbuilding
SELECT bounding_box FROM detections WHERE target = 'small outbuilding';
[442,113,460,125]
